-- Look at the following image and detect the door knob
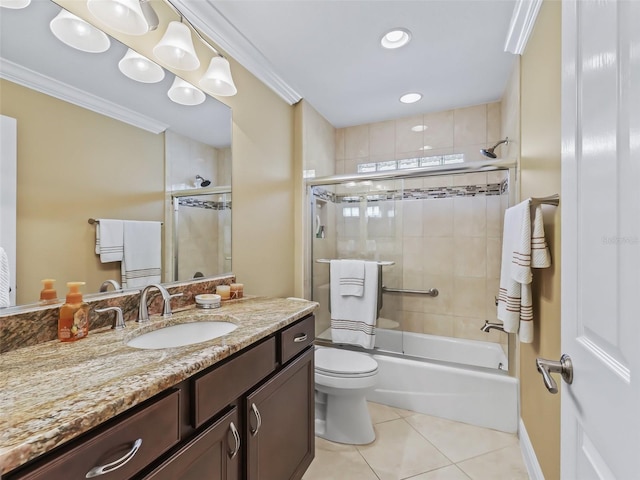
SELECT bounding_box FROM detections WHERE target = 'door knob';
[535,354,573,394]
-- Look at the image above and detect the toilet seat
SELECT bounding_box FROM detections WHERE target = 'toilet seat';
[315,348,378,378]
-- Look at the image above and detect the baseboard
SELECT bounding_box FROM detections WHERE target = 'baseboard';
[519,419,545,480]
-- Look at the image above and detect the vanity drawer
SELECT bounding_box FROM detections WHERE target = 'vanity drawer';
[280,314,315,364]
[11,390,180,480]
[193,336,276,428]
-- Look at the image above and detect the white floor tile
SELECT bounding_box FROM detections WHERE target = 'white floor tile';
[456,444,529,480]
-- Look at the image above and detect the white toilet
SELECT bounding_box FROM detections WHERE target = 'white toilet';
[314,346,379,445]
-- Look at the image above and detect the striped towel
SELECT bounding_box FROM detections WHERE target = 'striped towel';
[339,259,365,296]
[121,221,162,288]
[497,200,551,343]
[0,247,10,308]
[95,219,124,263]
[330,260,378,349]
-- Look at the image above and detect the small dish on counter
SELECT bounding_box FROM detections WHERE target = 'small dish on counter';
[195,294,221,309]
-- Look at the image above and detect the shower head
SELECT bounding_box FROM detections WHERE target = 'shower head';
[195,175,211,187]
[480,137,509,159]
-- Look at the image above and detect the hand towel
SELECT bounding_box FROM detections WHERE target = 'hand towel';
[497,199,551,343]
[94,219,124,263]
[0,247,10,308]
[330,260,378,349]
[121,221,162,288]
[339,259,365,296]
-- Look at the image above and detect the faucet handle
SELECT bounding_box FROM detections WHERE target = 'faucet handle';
[162,292,184,317]
[95,306,125,330]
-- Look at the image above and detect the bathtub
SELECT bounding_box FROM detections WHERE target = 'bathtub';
[365,329,519,433]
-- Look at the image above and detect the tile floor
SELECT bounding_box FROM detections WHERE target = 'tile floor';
[303,402,529,480]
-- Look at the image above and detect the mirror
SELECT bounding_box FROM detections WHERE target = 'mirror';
[0,0,232,307]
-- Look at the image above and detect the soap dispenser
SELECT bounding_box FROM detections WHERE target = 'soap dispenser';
[39,279,58,304]
[58,282,90,342]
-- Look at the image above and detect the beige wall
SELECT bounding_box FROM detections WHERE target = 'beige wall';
[519,1,562,479]
[0,79,165,303]
[221,60,296,298]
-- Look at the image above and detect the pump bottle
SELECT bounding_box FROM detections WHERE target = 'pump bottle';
[58,282,90,342]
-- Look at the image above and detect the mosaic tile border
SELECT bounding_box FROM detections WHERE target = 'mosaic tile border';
[178,197,232,210]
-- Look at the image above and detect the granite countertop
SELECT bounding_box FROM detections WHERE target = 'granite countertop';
[0,296,318,475]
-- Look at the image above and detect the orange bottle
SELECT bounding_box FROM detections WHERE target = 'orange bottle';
[58,282,90,342]
[39,279,58,304]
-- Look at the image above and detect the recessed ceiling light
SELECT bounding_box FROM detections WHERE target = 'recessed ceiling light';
[381,28,411,49]
[411,125,427,132]
[420,145,433,151]
[400,93,422,104]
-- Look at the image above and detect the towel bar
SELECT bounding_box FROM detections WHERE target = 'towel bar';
[89,218,164,226]
[316,259,395,266]
[382,286,439,297]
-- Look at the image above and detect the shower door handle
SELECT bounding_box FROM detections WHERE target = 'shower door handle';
[535,354,573,394]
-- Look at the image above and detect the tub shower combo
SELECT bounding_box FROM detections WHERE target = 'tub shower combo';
[307,160,519,435]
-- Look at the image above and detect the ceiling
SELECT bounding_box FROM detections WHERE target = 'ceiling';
[0,0,231,148]
[1,0,519,140]
[194,0,519,128]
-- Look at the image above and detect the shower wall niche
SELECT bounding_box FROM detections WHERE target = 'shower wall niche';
[311,170,509,352]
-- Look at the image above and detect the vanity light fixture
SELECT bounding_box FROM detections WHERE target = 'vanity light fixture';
[399,92,422,104]
[168,76,205,105]
[381,28,411,49]
[50,9,111,53]
[153,20,200,71]
[199,56,237,97]
[87,0,150,35]
[0,0,31,9]
[118,48,165,83]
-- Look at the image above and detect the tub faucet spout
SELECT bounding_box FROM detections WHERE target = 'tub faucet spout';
[481,321,505,333]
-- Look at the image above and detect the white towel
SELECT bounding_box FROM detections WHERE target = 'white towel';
[0,247,10,308]
[497,200,551,343]
[95,219,124,263]
[330,260,378,349]
[121,221,162,288]
[339,259,365,296]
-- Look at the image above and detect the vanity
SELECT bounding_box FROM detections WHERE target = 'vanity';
[0,296,317,480]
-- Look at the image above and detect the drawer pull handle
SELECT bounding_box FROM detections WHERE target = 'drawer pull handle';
[85,438,142,478]
[293,334,308,343]
[228,421,241,459]
[250,403,262,436]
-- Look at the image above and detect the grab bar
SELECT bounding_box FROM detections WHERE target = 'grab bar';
[316,259,395,266]
[382,285,439,297]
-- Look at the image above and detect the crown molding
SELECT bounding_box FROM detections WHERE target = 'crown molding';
[0,58,167,134]
[170,0,302,105]
[504,0,543,55]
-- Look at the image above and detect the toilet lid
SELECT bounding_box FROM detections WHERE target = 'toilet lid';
[315,348,378,376]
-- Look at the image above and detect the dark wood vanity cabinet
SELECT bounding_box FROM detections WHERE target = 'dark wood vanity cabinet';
[5,314,315,480]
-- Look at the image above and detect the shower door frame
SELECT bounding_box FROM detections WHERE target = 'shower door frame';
[305,159,518,375]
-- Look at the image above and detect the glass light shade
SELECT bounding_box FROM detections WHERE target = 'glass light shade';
[0,0,31,9]
[199,56,237,97]
[118,48,165,83]
[49,9,111,53]
[87,0,148,36]
[168,77,205,105]
[153,21,200,71]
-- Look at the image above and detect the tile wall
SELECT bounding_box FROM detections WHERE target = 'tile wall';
[321,102,508,346]
[335,103,502,175]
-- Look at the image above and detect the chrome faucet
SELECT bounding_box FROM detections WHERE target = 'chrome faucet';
[480,320,506,333]
[95,306,126,330]
[99,279,122,292]
[137,283,176,323]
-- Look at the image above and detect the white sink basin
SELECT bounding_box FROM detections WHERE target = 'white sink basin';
[126,321,237,349]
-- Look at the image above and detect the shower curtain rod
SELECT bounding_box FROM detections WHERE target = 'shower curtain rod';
[305,159,516,187]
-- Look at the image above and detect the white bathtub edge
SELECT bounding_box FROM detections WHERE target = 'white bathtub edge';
[519,418,545,480]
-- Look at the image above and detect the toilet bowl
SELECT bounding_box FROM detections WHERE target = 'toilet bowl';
[314,346,379,445]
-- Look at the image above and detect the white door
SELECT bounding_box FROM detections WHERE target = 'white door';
[561,0,640,478]
[0,115,17,306]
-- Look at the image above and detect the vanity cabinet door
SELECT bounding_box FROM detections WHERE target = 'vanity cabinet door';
[142,407,240,480]
[245,347,314,480]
